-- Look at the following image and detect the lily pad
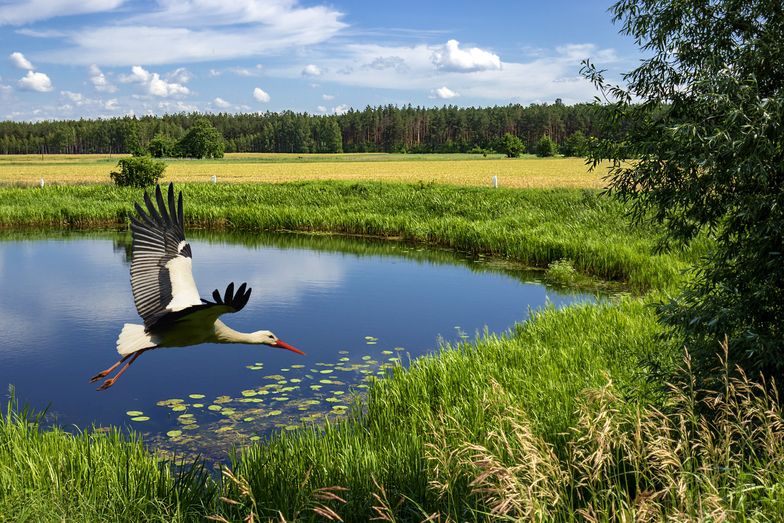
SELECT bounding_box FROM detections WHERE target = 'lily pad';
[246,365,263,371]
[208,405,222,411]
[172,405,187,412]
[188,394,205,399]
[241,390,257,397]
[130,416,150,422]
[126,410,143,417]
[267,410,282,417]
[166,430,182,438]
[192,403,204,408]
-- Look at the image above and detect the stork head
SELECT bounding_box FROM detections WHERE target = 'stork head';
[255,330,304,355]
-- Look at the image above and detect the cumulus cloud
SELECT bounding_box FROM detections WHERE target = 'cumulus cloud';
[61,90,84,103]
[322,94,334,101]
[18,70,52,92]
[316,105,327,113]
[40,1,346,66]
[9,52,33,70]
[333,104,348,115]
[213,97,231,109]
[121,65,190,97]
[302,64,321,77]
[253,87,270,103]
[432,86,458,99]
[89,64,116,92]
[166,67,192,84]
[0,0,123,26]
[432,39,501,72]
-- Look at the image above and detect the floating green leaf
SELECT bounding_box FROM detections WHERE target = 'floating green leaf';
[130,416,150,422]
[267,410,282,416]
[166,430,182,438]
[192,403,204,408]
[208,405,222,411]
[243,417,255,422]
[126,410,143,417]
[188,394,205,399]
[172,405,187,412]
[241,390,257,397]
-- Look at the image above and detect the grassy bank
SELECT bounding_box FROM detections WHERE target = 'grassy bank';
[6,181,775,521]
[5,300,782,521]
[0,182,700,291]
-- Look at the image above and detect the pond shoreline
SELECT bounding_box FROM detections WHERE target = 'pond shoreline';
[1,181,724,521]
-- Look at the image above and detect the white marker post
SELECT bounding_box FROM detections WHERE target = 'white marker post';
[39,178,45,188]
[210,175,217,184]
[491,175,498,188]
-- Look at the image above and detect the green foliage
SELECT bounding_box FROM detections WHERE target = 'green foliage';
[536,135,558,157]
[0,398,214,520]
[148,133,177,158]
[584,0,784,383]
[559,130,589,157]
[545,258,577,285]
[109,156,166,187]
[498,132,525,157]
[176,118,225,159]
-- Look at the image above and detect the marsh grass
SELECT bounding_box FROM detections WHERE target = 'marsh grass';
[0,182,697,291]
[0,397,215,521]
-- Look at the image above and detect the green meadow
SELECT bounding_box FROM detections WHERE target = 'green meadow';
[2,181,781,521]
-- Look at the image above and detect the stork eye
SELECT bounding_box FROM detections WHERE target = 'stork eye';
[268,335,275,340]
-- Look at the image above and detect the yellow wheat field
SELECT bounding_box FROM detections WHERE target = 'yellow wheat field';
[0,153,608,189]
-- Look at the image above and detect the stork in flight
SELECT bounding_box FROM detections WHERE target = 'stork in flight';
[90,183,303,390]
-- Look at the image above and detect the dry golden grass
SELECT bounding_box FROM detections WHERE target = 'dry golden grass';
[0,153,607,189]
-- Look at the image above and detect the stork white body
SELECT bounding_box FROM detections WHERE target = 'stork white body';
[91,183,302,390]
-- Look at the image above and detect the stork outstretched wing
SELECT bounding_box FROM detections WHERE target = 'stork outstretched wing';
[130,183,202,328]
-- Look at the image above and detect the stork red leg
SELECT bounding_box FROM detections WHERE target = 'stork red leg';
[96,349,148,391]
[89,354,132,383]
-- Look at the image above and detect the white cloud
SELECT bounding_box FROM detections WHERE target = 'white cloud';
[253,87,270,103]
[89,64,116,92]
[431,39,501,72]
[213,97,231,108]
[18,70,52,92]
[0,0,123,26]
[166,67,192,84]
[302,64,321,77]
[121,65,190,97]
[103,98,119,110]
[157,100,199,112]
[432,86,458,99]
[9,52,33,70]
[265,41,616,104]
[322,94,334,100]
[40,1,346,66]
[316,105,327,113]
[61,90,83,103]
[333,104,348,115]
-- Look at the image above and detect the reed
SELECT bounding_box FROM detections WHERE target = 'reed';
[0,397,215,521]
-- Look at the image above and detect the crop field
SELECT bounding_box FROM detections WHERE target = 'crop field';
[0,153,606,189]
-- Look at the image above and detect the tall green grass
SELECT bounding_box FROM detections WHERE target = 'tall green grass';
[219,297,668,521]
[0,400,214,521]
[0,182,700,291]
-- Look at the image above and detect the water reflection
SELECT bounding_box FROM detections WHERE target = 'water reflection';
[0,231,596,461]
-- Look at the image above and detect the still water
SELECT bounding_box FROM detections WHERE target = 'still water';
[0,231,594,459]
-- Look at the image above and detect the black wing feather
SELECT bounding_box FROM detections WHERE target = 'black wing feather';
[130,183,198,328]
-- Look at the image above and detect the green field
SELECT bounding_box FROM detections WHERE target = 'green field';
[1,173,781,521]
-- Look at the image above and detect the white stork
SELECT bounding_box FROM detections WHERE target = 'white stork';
[91,183,303,390]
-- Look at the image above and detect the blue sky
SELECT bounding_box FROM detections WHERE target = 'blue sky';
[0,0,639,121]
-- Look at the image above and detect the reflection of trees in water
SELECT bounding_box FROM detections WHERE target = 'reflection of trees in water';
[1,228,549,286]
[111,232,133,265]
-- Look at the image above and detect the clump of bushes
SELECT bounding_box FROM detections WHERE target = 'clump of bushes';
[110,156,166,187]
[545,258,578,285]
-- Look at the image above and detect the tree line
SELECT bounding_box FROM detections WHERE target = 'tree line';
[0,101,597,156]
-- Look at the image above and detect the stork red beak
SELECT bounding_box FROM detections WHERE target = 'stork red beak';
[272,339,304,355]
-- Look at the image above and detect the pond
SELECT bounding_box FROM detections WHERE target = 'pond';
[0,231,596,461]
